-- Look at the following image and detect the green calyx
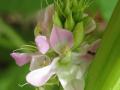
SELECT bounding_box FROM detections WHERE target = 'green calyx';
[57,51,72,68]
[34,24,41,37]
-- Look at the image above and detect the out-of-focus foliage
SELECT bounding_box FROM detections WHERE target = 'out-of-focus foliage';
[85,0,120,90]
[0,66,34,90]
[0,0,118,90]
[0,0,118,20]
[91,0,118,21]
[0,0,54,14]
[0,19,25,49]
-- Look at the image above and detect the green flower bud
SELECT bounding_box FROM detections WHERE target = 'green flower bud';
[72,0,77,6]
[73,12,83,22]
[64,0,71,16]
[72,0,78,12]
[64,13,75,31]
[53,11,63,27]
[73,22,84,50]
[64,6,71,16]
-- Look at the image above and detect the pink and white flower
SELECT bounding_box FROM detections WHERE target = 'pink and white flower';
[11,26,74,87]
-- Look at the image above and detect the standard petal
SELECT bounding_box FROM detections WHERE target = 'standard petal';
[26,57,59,87]
[50,26,73,54]
[37,4,54,36]
[10,52,31,66]
[35,36,49,54]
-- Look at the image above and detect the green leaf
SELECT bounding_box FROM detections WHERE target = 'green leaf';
[85,1,120,90]
[90,0,118,21]
[97,0,118,21]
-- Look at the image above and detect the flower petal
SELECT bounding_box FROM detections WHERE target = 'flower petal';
[37,4,54,36]
[26,65,54,87]
[50,26,73,54]
[59,78,85,90]
[26,57,59,87]
[81,39,101,61]
[30,55,50,71]
[35,36,49,54]
[56,65,85,90]
[85,17,96,34]
[88,39,101,53]
[10,52,31,66]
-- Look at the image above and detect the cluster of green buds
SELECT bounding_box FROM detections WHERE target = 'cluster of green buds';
[53,0,95,50]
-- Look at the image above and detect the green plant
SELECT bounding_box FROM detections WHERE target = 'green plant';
[85,0,120,90]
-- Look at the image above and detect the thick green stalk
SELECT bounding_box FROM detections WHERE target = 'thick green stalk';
[85,0,120,90]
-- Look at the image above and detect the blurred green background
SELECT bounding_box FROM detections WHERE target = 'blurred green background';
[0,0,118,90]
